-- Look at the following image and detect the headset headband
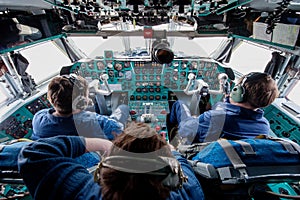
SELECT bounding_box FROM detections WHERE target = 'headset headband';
[94,155,188,189]
[61,73,86,95]
[62,73,78,86]
[99,156,176,174]
[240,72,268,87]
[239,72,253,87]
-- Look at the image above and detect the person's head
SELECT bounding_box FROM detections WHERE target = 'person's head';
[47,74,89,114]
[230,72,279,108]
[98,122,182,200]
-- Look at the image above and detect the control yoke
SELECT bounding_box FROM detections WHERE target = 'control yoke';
[89,74,113,96]
[210,73,230,95]
[184,73,209,95]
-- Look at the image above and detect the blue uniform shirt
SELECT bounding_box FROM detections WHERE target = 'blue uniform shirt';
[31,108,124,140]
[170,100,270,144]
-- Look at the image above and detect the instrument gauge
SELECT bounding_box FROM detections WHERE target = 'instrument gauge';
[173,61,179,68]
[96,61,105,70]
[88,62,94,69]
[80,63,86,69]
[114,62,123,71]
[107,62,113,69]
[124,62,131,68]
[191,61,198,69]
[181,61,187,69]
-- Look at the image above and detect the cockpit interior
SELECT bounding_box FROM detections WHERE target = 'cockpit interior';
[0,0,300,199]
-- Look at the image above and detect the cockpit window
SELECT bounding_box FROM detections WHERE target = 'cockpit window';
[287,82,300,105]
[0,86,9,105]
[20,41,72,85]
[228,41,274,75]
[70,36,226,59]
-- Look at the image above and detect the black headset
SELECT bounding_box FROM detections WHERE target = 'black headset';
[94,155,188,189]
[62,74,89,110]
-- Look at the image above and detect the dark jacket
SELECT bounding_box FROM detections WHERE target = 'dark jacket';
[18,136,204,200]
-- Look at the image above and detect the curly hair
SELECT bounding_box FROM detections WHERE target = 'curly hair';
[100,122,173,200]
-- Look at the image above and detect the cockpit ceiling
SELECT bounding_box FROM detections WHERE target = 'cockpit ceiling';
[1,0,300,13]
[247,0,300,12]
[0,0,55,11]
[0,0,300,44]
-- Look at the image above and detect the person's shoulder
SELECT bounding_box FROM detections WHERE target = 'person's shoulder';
[215,101,241,113]
[210,101,229,109]
[36,108,51,114]
[169,152,205,200]
[201,102,228,116]
[74,110,97,118]
[260,114,270,124]
[33,108,52,119]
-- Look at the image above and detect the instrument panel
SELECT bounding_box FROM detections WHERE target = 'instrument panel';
[264,104,300,144]
[71,58,226,139]
[0,93,51,141]
[74,59,222,93]
[72,58,225,109]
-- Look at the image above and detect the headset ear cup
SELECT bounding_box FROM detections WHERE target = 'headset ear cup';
[159,157,187,189]
[72,96,88,110]
[161,171,180,189]
[230,85,244,102]
[94,161,102,184]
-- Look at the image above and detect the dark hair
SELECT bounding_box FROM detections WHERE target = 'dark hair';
[100,122,173,200]
[47,75,88,114]
[240,72,279,108]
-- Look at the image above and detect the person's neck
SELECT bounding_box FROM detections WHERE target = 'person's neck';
[52,109,81,117]
[52,111,72,117]
[229,99,258,111]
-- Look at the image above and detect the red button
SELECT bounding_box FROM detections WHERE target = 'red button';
[155,125,161,132]
[161,110,167,114]
[130,110,136,115]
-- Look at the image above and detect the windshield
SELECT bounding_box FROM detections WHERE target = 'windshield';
[1,34,299,106]
[20,41,72,84]
[70,36,226,59]
[0,87,8,105]
[228,41,274,75]
[287,82,300,105]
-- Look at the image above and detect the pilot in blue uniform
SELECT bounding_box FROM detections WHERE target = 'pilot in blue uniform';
[18,123,204,200]
[169,72,279,144]
[31,74,129,140]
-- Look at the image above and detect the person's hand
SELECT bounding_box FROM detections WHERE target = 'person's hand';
[168,143,176,151]
[85,138,112,154]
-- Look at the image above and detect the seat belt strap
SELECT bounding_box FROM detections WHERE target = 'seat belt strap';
[234,140,256,155]
[217,139,248,179]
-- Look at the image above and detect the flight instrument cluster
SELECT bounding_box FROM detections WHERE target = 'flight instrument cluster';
[70,57,226,138]
[73,59,223,93]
